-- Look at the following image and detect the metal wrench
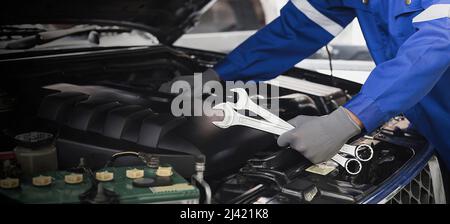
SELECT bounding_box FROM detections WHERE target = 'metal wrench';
[228,88,373,161]
[230,88,293,129]
[212,102,366,175]
[330,154,362,175]
[212,102,290,136]
[339,143,373,162]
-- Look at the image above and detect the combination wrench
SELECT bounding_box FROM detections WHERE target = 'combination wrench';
[227,89,373,162]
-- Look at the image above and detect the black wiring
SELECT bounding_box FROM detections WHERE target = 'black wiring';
[325,45,336,86]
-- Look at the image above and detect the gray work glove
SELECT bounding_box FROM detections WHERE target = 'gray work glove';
[159,69,221,96]
[277,107,361,164]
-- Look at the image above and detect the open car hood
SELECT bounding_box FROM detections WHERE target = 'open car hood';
[0,0,214,44]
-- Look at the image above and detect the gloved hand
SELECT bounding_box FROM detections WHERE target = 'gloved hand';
[159,68,221,97]
[277,107,362,164]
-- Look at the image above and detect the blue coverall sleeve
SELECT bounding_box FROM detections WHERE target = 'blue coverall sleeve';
[214,0,355,81]
[345,13,450,132]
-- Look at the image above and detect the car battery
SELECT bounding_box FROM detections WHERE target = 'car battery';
[0,166,200,204]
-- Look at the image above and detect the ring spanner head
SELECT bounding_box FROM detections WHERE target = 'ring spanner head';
[355,144,374,162]
[344,158,362,175]
[339,144,374,162]
[332,154,362,175]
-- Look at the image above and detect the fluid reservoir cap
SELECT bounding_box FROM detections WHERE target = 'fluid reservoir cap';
[14,132,54,148]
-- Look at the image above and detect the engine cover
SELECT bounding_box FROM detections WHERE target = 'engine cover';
[38,83,280,178]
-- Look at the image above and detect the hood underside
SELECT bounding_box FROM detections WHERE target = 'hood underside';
[0,0,214,44]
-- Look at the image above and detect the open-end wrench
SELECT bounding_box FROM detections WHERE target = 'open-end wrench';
[230,88,293,129]
[212,102,366,174]
[212,102,290,136]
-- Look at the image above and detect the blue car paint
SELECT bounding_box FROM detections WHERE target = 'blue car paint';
[362,144,434,203]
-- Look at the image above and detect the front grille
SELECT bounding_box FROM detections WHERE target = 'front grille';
[387,164,435,204]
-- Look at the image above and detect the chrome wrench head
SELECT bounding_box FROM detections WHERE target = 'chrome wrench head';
[212,102,291,135]
[344,158,362,175]
[339,143,374,162]
[230,88,250,110]
[212,102,236,128]
[331,154,362,175]
[230,88,293,129]
[354,144,374,162]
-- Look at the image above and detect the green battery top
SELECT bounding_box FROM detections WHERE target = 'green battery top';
[0,166,199,204]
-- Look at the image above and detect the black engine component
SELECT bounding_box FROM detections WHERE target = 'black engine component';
[213,125,424,204]
[36,83,319,179]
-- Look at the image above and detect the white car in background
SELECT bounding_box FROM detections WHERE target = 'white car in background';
[174,0,375,84]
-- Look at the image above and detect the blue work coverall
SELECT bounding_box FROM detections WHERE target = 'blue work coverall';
[214,0,450,169]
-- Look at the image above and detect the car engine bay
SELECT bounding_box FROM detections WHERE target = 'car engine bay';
[0,46,432,204]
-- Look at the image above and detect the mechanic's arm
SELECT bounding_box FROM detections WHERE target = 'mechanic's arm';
[214,0,355,81]
[345,4,450,133]
[279,3,450,164]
